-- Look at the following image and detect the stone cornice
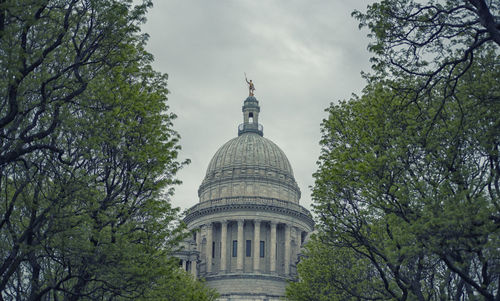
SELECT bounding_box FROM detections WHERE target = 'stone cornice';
[184,197,314,228]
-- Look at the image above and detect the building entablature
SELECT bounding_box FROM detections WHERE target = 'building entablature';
[184,196,314,229]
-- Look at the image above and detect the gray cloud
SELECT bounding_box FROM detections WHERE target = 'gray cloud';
[141,0,374,211]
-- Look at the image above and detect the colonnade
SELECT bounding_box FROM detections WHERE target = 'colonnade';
[180,259,197,277]
[196,219,303,276]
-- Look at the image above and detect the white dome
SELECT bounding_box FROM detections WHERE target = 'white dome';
[198,132,301,203]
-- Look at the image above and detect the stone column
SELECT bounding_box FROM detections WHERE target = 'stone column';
[296,228,302,248]
[181,260,186,271]
[220,220,228,272]
[237,219,244,271]
[253,219,261,272]
[284,224,291,275]
[191,260,197,277]
[206,222,213,274]
[196,227,201,252]
[295,227,302,259]
[270,222,277,274]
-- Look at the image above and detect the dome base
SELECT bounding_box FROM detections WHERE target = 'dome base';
[205,273,288,301]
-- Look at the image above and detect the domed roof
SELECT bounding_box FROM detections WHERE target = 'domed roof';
[205,133,294,177]
[198,95,301,203]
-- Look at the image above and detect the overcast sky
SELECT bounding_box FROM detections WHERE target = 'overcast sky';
[140,0,374,212]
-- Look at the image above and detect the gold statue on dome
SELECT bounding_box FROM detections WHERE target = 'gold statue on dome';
[245,73,255,96]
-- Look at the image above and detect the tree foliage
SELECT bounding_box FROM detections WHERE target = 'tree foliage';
[141,268,218,301]
[286,234,389,301]
[288,2,500,300]
[305,49,500,301]
[353,0,499,97]
[0,1,213,300]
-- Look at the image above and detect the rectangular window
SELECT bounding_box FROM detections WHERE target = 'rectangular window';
[212,241,215,258]
[232,240,237,257]
[246,240,251,257]
[260,241,265,257]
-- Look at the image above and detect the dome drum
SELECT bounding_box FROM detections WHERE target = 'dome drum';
[198,168,301,202]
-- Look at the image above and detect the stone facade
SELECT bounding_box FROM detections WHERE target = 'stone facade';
[178,95,314,301]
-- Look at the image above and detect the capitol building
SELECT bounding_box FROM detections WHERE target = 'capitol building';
[177,93,314,301]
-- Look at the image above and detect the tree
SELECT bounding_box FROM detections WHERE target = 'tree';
[290,2,500,300]
[353,0,499,98]
[1,1,213,300]
[286,234,390,301]
[142,269,219,301]
[0,0,149,166]
[306,48,500,301]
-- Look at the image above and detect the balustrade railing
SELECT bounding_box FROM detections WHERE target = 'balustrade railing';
[238,123,263,136]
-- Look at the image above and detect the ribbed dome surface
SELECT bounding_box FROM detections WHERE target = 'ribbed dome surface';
[206,133,294,177]
[198,132,301,203]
